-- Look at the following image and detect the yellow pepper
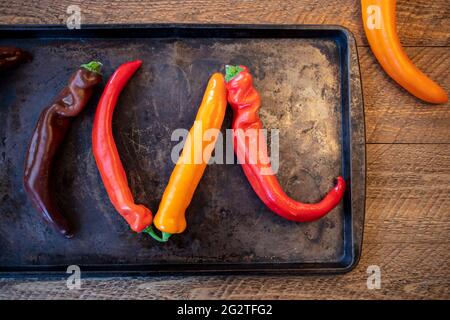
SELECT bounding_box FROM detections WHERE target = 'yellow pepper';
[146,73,227,240]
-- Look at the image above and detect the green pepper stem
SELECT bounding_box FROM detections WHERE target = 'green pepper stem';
[162,232,171,241]
[143,225,172,242]
[81,61,103,74]
[225,65,243,82]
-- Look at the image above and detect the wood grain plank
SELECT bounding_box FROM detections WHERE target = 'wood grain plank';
[0,0,448,46]
[0,243,448,299]
[365,144,450,243]
[361,46,450,143]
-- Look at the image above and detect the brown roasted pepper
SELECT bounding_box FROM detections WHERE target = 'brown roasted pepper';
[24,61,102,238]
[0,47,32,72]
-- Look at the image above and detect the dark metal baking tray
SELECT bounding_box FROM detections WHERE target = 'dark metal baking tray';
[0,24,365,276]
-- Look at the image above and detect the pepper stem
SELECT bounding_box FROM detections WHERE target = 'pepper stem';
[225,65,243,82]
[143,225,172,242]
[81,61,103,74]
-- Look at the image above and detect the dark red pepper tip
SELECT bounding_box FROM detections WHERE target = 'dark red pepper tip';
[57,224,74,239]
[225,65,244,82]
[20,49,33,62]
[63,231,75,239]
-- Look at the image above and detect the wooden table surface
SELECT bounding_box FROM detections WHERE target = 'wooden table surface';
[0,0,448,300]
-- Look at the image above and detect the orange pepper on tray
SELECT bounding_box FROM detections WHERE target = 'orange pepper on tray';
[361,0,448,104]
[144,73,227,241]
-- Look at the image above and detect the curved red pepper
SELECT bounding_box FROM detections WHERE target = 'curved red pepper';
[92,60,153,232]
[225,65,346,222]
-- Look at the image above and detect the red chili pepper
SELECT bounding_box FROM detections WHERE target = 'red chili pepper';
[92,60,153,232]
[225,65,346,222]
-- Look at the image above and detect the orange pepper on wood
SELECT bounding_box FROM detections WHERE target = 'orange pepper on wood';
[361,0,448,104]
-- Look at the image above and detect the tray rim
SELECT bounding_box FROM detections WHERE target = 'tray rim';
[0,22,358,31]
[0,23,366,277]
